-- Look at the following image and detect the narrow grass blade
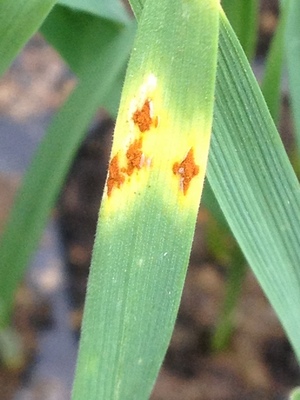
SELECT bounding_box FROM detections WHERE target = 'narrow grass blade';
[261,2,288,125]
[221,0,258,60]
[208,0,288,347]
[72,1,219,398]
[202,184,246,351]
[0,0,56,77]
[57,0,130,24]
[286,0,300,152]
[211,246,246,350]
[208,11,300,361]
[0,21,135,327]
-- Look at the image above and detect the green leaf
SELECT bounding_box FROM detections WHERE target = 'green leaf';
[0,20,135,327]
[72,1,220,398]
[41,5,131,116]
[128,0,142,20]
[57,0,130,24]
[286,0,300,151]
[0,0,56,77]
[202,184,246,351]
[208,11,300,361]
[211,246,246,350]
[261,1,288,126]
[41,5,123,78]
[221,0,258,59]
[291,388,300,400]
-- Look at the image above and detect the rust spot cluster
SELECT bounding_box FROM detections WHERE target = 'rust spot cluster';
[107,155,125,197]
[125,138,143,175]
[172,148,199,195]
[132,99,158,132]
[107,140,144,196]
[107,94,199,198]
[107,99,158,196]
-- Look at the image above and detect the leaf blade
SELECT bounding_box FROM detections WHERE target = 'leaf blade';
[72,1,220,398]
[0,0,56,77]
[208,11,300,360]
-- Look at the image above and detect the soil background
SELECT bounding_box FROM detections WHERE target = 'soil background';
[0,1,300,399]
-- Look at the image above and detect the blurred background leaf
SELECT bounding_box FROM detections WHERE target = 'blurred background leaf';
[261,0,288,126]
[0,0,56,77]
[0,9,135,326]
[286,0,300,154]
[57,0,131,24]
[221,0,259,60]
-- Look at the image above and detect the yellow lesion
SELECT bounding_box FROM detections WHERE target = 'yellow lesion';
[103,72,211,213]
[128,74,158,133]
[105,74,159,198]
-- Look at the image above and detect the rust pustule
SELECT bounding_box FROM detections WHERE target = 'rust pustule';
[107,154,125,196]
[124,138,143,175]
[132,99,154,132]
[173,148,199,195]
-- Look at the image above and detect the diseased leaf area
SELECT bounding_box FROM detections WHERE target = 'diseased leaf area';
[72,1,219,399]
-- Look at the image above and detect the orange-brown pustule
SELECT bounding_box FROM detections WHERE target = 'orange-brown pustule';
[107,154,125,196]
[107,138,148,196]
[124,138,143,175]
[172,148,199,195]
[132,99,157,132]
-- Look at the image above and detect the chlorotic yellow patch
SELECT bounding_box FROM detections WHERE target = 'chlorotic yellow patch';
[102,72,212,215]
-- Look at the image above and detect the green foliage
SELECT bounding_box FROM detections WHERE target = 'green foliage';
[41,5,133,115]
[286,0,300,153]
[0,7,135,327]
[57,0,130,24]
[0,0,300,398]
[209,11,300,361]
[261,1,288,125]
[0,0,57,76]
[221,0,258,59]
[291,388,300,400]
